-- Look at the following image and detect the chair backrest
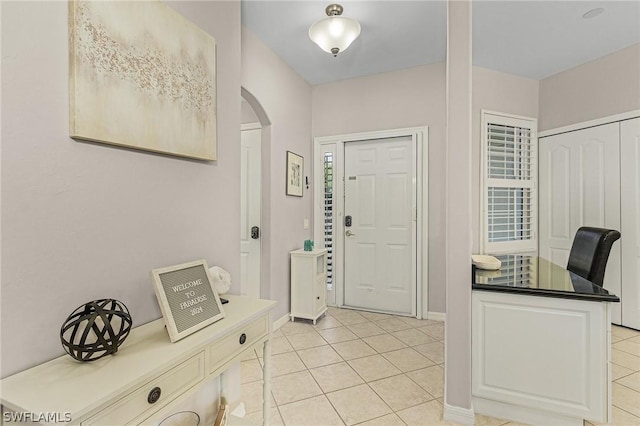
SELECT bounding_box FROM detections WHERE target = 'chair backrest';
[567,227,621,287]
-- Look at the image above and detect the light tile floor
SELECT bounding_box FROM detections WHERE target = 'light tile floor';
[240,307,640,426]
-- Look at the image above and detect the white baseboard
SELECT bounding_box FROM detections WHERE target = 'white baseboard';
[427,311,446,322]
[443,402,474,425]
[273,312,290,331]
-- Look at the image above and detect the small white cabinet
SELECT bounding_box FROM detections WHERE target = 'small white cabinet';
[290,249,328,324]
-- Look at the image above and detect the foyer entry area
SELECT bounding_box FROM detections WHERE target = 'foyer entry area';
[240,308,640,425]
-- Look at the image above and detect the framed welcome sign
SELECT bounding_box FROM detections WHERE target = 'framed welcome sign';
[151,259,225,342]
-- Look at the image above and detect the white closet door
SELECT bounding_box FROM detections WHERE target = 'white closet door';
[539,123,621,323]
[621,117,640,330]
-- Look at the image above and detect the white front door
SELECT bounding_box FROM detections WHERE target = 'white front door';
[539,122,621,322]
[240,125,261,298]
[343,136,416,315]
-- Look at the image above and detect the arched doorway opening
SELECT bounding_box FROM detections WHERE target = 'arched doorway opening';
[240,87,271,300]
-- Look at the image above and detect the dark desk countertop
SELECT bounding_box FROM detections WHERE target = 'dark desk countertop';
[472,255,620,303]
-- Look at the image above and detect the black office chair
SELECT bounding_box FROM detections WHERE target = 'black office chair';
[567,227,621,287]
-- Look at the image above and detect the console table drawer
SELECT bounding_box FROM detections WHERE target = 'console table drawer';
[209,315,268,372]
[83,352,205,426]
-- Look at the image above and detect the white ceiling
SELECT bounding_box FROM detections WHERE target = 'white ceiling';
[241,1,640,85]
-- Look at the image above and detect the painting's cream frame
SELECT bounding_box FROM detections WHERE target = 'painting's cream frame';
[69,0,217,160]
[151,259,225,343]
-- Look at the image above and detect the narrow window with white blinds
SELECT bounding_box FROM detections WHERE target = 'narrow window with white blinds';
[323,152,334,290]
[482,111,537,254]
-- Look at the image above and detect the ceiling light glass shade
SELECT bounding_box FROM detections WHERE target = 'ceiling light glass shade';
[309,15,361,57]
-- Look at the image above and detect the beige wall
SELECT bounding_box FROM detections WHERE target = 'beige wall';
[241,99,259,125]
[1,0,241,377]
[312,64,446,137]
[539,43,640,131]
[311,64,447,314]
[472,66,540,252]
[241,27,313,322]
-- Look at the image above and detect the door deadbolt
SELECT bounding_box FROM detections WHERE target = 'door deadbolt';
[251,226,260,239]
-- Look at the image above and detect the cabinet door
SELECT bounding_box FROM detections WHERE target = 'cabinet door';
[621,117,640,330]
[314,254,327,314]
[539,123,622,322]
[291,255,312,316]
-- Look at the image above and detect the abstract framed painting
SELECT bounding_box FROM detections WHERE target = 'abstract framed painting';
[69,1,217,160]
[286,151,304,197]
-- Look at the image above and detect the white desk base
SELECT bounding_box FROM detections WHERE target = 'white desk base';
[472,290,612,425]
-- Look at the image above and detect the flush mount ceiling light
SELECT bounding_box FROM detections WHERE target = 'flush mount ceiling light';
[309,4,361,57]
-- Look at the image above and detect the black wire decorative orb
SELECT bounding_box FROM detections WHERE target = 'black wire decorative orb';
[60,299,132,362]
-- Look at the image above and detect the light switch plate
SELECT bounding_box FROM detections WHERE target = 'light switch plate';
[304,219,309,229]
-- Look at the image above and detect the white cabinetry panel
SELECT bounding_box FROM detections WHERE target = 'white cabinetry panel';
[84,352,205,426]
[472,291,610,423]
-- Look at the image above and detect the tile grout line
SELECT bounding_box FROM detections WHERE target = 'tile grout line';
[612,369,638,382]
[610,402,640,422]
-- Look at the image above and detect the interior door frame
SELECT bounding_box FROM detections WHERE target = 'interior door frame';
[313,127,429,318]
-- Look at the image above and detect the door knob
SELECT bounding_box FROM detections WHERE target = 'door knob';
[346,230,355,237]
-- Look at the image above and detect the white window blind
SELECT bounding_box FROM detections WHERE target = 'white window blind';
[482,112,537,254]
[323,152,334,289]
[487,124,533,180]
[488,255,534,287]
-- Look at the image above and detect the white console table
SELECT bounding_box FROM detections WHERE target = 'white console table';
[0,295,276,425]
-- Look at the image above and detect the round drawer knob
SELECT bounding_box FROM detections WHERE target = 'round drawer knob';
[239,333,247,345]
[147,387,162,404]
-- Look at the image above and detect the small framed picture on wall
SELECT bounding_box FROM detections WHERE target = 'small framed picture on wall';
[286,151,304,197]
